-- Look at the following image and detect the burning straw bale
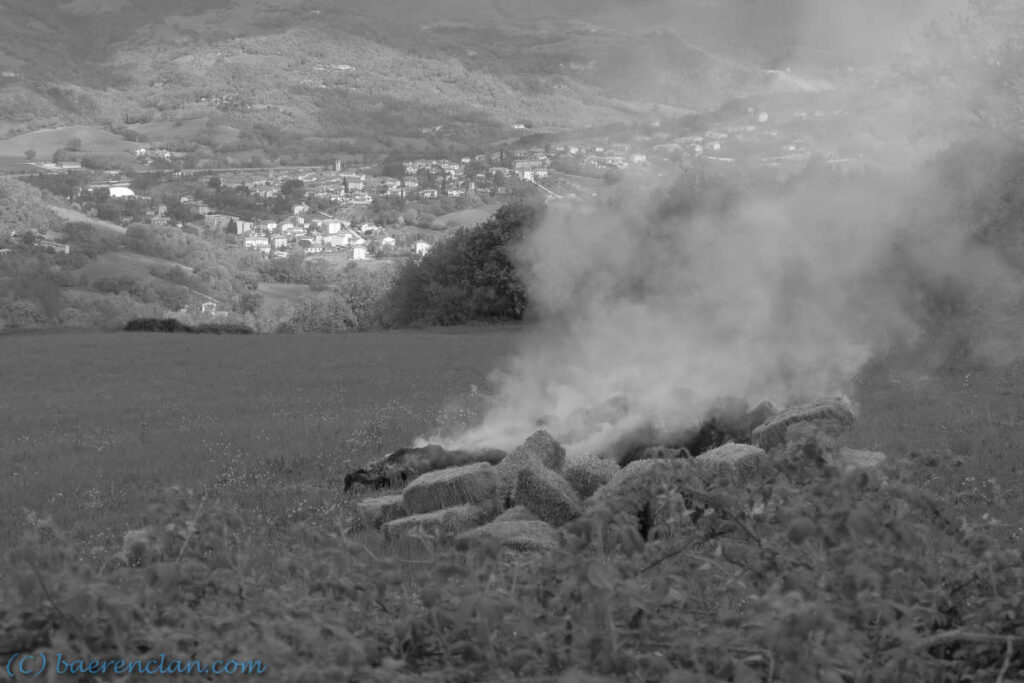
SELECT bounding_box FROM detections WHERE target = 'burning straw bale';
[518,429,566,470]
[745,400,779,433]
[383,504,496,542]
[597,459,694,506]
[586,459,696,544]
[751,397,856,451]
[515,458,583,527]
[496,429,566,504]
[455,519,562,553]
[563,455,621,499]
[493,505,540,523]
[695,443,770,484]
[401,462,498,514]
[344,445,506,492]
[354,494,407,529]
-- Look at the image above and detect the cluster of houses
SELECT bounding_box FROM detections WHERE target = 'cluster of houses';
[185,200,432,260]
[644,106,857,168]
[167,150,554,212]
[551,143,648,172]
[134,148,185,164]
[4,229,71,255]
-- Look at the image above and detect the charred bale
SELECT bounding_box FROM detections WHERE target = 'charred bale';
[495,430,566,505]
[752,397,856,451]
[563,455,622,498]
[614,397,759,467]
[402,463,498,514]
[694,443,770,484]
[354,494,407,529]
[383,504,496,543]
[588,459,696,543]
[455,519,562,553]
[343,445,506,493]
[515,459,583,527]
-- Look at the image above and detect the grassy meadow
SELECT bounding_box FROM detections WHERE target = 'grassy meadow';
[256,282,313,307]
[0,125,135,158]
[2,324,1024,558]
[0,326,523,555]
[3,326,1024,680]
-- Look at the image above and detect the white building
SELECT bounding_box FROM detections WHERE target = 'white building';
[414,240,431,256]
[352,245,368,260]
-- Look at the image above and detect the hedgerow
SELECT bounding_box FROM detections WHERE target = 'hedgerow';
[123,318,255,334]
[3,432,1024,682]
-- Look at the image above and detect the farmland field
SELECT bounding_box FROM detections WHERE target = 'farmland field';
[0,155,33,172]
[127,117,241,147]
[432,202,503,228]
[0,125,134,158]
[4,326,1024,680]
[77,251,193,281]
[3,324,1024,559]
[0,326,524,553]
[47,203,128,234]
[256,281,312,307]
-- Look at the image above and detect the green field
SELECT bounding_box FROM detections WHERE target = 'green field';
[0,125,135,158]
[77,251,193,281]
[0,156,34,172]
[48,203,128,234]
[256,282,313,307]
[432,203,503,229]
[3,325,1023,557]
[4,326,1024,679]
[0,326,524,551]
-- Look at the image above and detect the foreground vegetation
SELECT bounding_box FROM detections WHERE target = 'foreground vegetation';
[2,327,1024,681]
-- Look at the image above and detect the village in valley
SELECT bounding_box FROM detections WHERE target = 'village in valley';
[0,75,878,333]
[19,88,865,268]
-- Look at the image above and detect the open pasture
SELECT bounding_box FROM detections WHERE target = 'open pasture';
[2,324,1024,556]
[256,281,312,306]
[432,202,503,229]
[0,326,524,552]
[76,250,193,282]
[0,125,134,158]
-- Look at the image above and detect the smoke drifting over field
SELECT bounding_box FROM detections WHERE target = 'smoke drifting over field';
[420,0,1023,458]
[435,164,1020,457]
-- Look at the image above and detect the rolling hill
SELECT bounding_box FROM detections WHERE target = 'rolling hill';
[0,0,966,160]
[0,125,135,158]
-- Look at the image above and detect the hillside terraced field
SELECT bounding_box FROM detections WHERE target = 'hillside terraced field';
[0,125,134,157]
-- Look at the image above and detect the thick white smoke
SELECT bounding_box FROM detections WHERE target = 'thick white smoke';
[417,0,1022,458]
[430,162,1021,457]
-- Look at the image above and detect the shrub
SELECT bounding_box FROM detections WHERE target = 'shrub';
[381,200,541,327]
[190,322,255,335]
[123,318,255,334]
[124,317,190,332]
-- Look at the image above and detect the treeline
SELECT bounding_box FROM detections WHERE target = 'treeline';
[380,201,541,327]
[272,262,400,333]
[262,201,541,332]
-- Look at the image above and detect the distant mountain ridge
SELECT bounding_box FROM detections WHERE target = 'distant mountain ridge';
[0,0,959,158]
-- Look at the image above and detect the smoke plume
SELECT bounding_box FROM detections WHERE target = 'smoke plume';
[420,0,1023,458]
[433,158,1021,457]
